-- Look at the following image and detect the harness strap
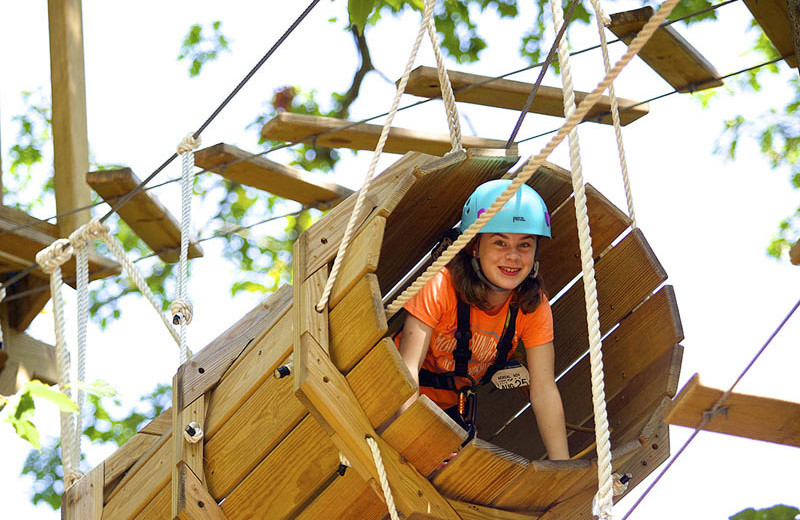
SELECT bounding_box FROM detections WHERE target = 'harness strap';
[453,298,472,377]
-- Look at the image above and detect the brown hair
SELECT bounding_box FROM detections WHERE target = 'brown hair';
[447,236,546,314]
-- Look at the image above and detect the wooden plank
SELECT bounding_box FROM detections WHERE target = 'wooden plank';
[790,238,800,265]
[293,470,386,520]
[295,338,460,519]
[0,360,27,398]
[138,409,172,436]
[297,151,434,282]
[48,0,91,235]
[132,484,170,520]
[0,205,120,284]
[404,66,649,125]
[178,284,292,408]
[490,459,594,512]
[377,148,519,295]
[3,328,57,384]
[220,415,339,520]
[87,168,203,263]
[744,0,799,68]
[382,395,468,477]
[175,462,226,520]
[609,7,724,92]
[450,500,542,520]
[329,215,385,309]
[103,432,160,490]
[432,438,528,506]
[204,308,293,438]
[329,273,387,372]
[520,161,578,217]
[205,332,414,501]
[261,112,513,155]
[551,228,666,377]
[171,393,205,517]
[194,143,353,207]
[103,432,172,520]
[538,183,631,297]
[4,276,52,332]
[790,0,800,69]
[666,373,800,447]
[62,464,103,520]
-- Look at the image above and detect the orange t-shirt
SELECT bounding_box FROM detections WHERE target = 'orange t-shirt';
[400,267,553,409]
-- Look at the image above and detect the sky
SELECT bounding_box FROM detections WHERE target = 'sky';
[1,1,799,518]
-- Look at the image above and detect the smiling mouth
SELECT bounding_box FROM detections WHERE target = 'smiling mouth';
[499,267,521,275]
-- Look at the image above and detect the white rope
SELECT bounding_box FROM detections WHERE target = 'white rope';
[173,133,199,363]
[385,0,680,318]
[35,239,81,487]
[588,0,637,228]
[425,8,462,152]
[366,436,400,520]
[70,234,90,471]
[550,0,613,515]
[91,220,183,347]
[314,0,445,313]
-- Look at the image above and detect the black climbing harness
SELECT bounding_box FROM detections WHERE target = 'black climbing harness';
[418,297,520,440]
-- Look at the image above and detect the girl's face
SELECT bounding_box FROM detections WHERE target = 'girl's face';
[475,233,537,291]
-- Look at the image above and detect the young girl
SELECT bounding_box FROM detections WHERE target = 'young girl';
[396,179,569,460]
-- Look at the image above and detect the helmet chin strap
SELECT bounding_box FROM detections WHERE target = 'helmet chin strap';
[471,257,508,292]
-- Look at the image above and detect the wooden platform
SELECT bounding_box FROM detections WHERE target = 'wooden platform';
[0,205,120,330]
[194,143,353,208]
[609,7,723,92]
[261,112,517,155]
[63,148,682,520]
[87,168,203,263]
[666,373,800,447]
[744,0,799,68]
[403,66,650,125]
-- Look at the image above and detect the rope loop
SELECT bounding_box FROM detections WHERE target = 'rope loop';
[68,218,107,249]
[366,436,400,520]
[36,238,74,274]
[183,421,204,443]
[177,133,201,155]
[64,469,84,489]
[170,298,194,325]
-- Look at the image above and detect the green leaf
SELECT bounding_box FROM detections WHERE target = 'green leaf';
[730,504,800,520]
[349,0,375,34]
[11,418,41,449]
[25,380,77,413]
[75,380,117,398]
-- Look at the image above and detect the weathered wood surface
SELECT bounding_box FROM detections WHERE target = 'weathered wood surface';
[1,328,58,386]
[743,0,799,68]
[62,465,103,520]
[609,7,724,91]
[174,462,226,520]
[451,500,542,520]
[329,214,384,309]
[432,438,528,505]
[171,392,205,518]
[48,0,91,234]
[404,66,649,125]
[490,459,594,512]
[329,274,387,372]
[103,432,161,494]
[87,168,203,263]
[261,112,515,155]
[293,469,386,520]
[194,142,353,207]
[666,373,800,447]
[132,485,170,520]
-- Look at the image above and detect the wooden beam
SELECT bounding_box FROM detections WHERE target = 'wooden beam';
[790,238,800,265]
[3,327,58,386]
[743,0,799,68]
[261,112,515,155]
[171,390,206,518]
[175,462,227,520]
[609,7,724,92]
[87,168,203,263]
[666,373,800,447]
[48,0,91,235]
[194,143,353,208]
[62,464,103,520]
[404,66,650,125]
[789,0,800,70]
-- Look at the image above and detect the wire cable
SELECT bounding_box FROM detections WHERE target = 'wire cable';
[620,294,800,520]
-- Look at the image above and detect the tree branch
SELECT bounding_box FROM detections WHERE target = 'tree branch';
[335,26,375,118]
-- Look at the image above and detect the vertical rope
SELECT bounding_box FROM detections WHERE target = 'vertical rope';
[314,0,437,312]
[74,241,88,471]
[172,135,199,363]
[550,0,612,515]
[588,0,637,228]
[366,436,401,520]
[425,8,462,152]
[35,239,81,487]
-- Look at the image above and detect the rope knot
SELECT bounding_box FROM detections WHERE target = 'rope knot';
[177,133,201,155]
[63,469,84,489]
[170,298,193,325]
[69,219,108,249]
[36,239,74,274]
[183,422,204,443]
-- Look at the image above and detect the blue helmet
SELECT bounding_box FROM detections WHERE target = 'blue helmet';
[461,179,551,238]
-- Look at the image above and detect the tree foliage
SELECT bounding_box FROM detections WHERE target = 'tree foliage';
[730,504,800,520]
